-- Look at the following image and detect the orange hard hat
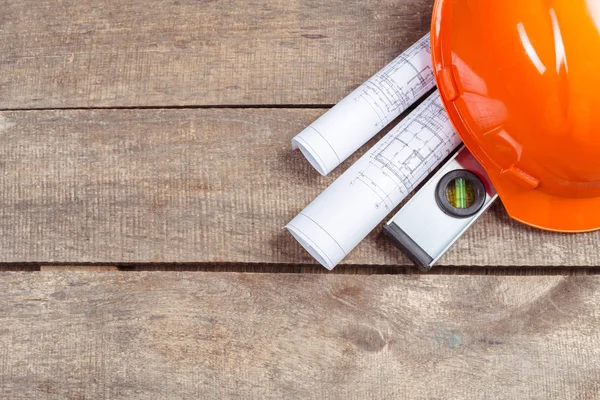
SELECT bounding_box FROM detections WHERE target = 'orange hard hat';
[430,0,600,232]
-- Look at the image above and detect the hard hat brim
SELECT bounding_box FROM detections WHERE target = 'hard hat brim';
[488,169,600,233]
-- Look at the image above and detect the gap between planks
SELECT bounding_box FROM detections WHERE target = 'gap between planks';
[8,264,596,275]
[0,105,336,112]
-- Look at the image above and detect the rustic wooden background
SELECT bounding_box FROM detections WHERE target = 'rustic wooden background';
[0,0,599,398]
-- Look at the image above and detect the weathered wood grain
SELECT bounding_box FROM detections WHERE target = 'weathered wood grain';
[0,109,598,266]
[0,272,598,399]
[0,0,432,109]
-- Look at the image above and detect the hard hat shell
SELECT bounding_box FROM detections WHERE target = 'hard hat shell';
[431,0,600,232]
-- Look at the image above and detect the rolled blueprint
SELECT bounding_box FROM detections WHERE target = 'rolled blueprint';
[292,34,435,175]
[286,92,461,270]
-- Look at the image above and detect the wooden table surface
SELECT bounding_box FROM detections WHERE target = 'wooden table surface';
[1,0,599,398]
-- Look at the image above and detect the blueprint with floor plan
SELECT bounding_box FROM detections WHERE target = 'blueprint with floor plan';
[291,34,435,176]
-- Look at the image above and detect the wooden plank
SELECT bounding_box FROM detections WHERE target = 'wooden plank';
[0,108,599,266]
[0,272,598,399]
[0,0,432,109]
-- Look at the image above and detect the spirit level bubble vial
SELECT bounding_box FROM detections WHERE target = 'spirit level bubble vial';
[384,146,498,270]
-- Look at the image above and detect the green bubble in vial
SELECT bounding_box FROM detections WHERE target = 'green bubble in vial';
[445,177,476,209]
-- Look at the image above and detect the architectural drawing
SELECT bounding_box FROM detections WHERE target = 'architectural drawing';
[286,93,461,270]
[292,34,434,175]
